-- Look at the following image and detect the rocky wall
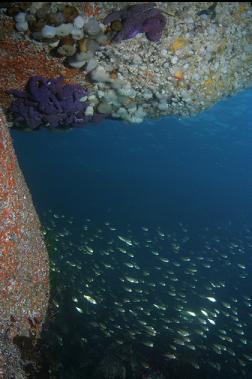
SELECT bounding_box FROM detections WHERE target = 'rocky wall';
[0,112,49,377]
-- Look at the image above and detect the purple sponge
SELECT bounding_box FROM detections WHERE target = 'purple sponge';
[8,76,104,129]
[103,3,166,43]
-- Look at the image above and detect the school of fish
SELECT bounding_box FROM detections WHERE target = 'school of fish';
[42,212,252,378]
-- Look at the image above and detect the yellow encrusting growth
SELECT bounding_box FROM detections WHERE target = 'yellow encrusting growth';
[170,37,188,53]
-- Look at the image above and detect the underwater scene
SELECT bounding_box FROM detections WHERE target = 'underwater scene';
[10,87,252,379]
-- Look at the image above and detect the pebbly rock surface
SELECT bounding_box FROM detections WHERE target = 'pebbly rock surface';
[1,2,252,126]
[0,111,49,376]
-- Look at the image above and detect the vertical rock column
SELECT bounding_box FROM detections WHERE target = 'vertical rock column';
[0,112,49,344]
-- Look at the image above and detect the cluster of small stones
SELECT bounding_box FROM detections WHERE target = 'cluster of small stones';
[2,2,252,124]
[91,2,252,122]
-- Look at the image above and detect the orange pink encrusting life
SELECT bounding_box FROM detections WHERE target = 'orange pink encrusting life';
[0,111,50,343]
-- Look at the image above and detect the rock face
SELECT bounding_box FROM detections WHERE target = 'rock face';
[0,112,49,376]
[1,2,252,126]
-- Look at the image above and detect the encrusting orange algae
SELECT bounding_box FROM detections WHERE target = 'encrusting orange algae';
[0,112,49,344]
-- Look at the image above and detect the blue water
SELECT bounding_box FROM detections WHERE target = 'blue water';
[11,88,252,379]
[11,89,252,229]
